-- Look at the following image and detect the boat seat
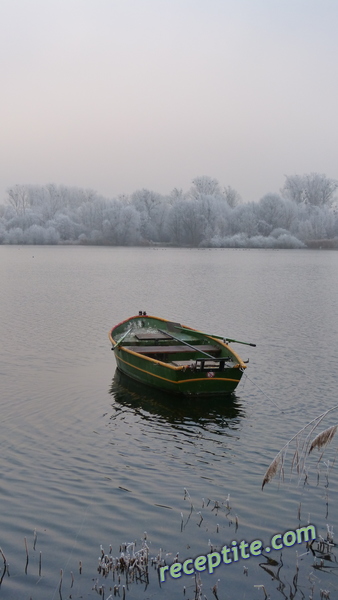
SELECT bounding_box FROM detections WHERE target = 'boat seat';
[134,332,170,340]
[125,344,221,355]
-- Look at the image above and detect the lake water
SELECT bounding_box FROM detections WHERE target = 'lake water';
[1,245,338,600]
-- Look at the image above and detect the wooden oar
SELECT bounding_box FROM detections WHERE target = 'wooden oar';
[112,328,132,349]
[175,325,256,347]
[174,325,223,340]
[158,329,217,360]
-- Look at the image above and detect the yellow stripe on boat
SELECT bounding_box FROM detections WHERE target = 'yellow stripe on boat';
[116,355,241,385]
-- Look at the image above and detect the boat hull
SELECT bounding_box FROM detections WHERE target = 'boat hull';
[115,348,243,396]
[109,315,246,397]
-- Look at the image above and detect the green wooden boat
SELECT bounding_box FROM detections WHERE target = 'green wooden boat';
[109,313,250,396]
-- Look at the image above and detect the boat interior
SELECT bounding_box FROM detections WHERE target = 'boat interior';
[116,326,237,371]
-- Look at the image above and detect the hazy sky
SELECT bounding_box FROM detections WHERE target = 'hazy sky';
[1,0,338,203]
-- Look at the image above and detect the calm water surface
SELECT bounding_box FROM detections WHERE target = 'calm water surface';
[1,246,338,599]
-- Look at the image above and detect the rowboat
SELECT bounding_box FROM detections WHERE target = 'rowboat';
[109,313,251,396]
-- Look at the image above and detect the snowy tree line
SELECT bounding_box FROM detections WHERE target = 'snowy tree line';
[0,174,338,248]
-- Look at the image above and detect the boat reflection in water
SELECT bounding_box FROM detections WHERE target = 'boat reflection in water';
[109,369,245,432]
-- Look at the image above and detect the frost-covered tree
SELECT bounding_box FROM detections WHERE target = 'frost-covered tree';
[230,203,259,237]
[282,173,338,207]
[50,214,81,241]
[77,197,108,234]
[6,184,30,217]
[130,188,164,241]
[189,176,221,199]
[36,183,64,221]
[223,185,242,208]
[23,224,60,244]
[176,200,207,246]
[165,200,186,244]
[257,193,296,232]
[168,188,186,204]
[102,203,141,245]
[0,223,6,244]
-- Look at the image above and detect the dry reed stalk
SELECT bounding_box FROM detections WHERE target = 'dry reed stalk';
[309,425,338,453]
[262,406,338,489]
[262,454,281,489]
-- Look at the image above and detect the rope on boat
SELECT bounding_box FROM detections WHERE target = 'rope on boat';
[244,373,284,413]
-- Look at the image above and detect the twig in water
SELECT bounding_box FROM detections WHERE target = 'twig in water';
[0,547,8,586]
[212,579,220,599]
[326,524,334,544]
[59,568,63,597]
[0,547,7,566]
[254,584,269,598]
[24,537,29,574]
